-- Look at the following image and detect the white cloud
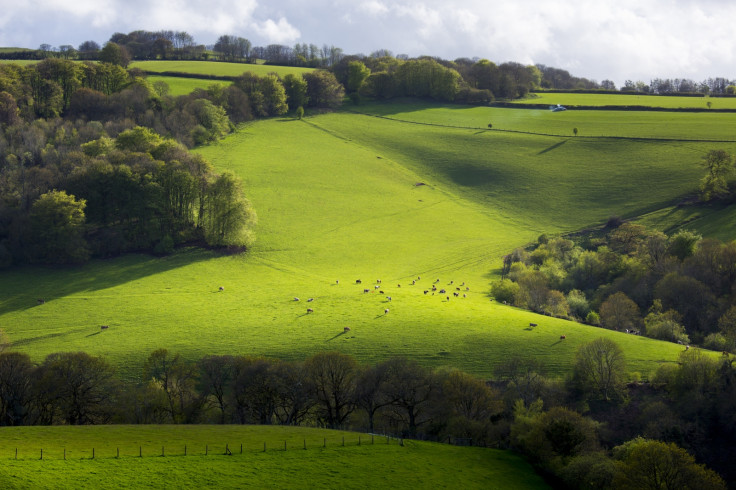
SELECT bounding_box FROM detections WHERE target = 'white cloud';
[0,0,734,85]
[252,17,301,44]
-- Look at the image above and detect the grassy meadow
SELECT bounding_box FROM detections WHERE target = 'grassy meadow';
[0,101,718,382]
[146,75,231,96]
[130,60,314,78]
[0,425,548,489]
[516,92,736,109]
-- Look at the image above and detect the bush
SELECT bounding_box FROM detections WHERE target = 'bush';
[491,279,519,304]
[585,311,600,326]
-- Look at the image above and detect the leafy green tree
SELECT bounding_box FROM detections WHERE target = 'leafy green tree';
[115,126,164,153]
[144,349,201,423]
[203,172,256,248]
[99,42,131,67]
[599,292,640,332]
[303,70,345,108]
[28,190,89,264]
[282,74,308,111]
[346,61,371,93]
[699,149,733,201]
[572,337,626,401]
[612,438,726,490]
[667,230,701,261]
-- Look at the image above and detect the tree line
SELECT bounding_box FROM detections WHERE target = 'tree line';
[0,344,731,488]
[493,219,736,353]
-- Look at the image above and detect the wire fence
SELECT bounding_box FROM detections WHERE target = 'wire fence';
[3,434,407,461]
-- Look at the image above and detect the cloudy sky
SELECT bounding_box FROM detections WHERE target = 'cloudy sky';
[1,0,733,86]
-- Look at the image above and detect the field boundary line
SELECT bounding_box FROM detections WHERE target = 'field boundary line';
[345,110,736,143]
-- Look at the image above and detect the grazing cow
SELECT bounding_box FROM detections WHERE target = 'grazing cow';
[356,279,362,284]
[677,339,683,344]
[424,290,429,295]
[439,289,446,294]
[685,345,690,350]
[294,297,300,301]
[453,292,459,297]
[387,296,392,301]
[450,281,454,284]
[503,301,507,305]
[219,286,224,291]
[344,326,351,332]
[456,287,461,291]
[560,335,566,340]
[529,323,537,327]
[379,290,385,294]
[307,308,314,313]
[397,284,401,288]
[465,287,470,291]
[435,278,440,283]
[336,280,339,284]
[463,294,467,298]
[417,276,421,281]
[412,280,415,285]
[375,285,380,289]
[37,299,45,305]
[432,286,437,291]
[461,282,465,286]
[446,296,450,301]
[384,308,389,314]
[363,289,370,293]
[377,279,381,284]
[100,325,109,330]
[307,298,314,302]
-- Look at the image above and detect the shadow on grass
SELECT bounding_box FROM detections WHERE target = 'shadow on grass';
[537,139,568,155]
[0,247,215,317]
[327,331,348,342]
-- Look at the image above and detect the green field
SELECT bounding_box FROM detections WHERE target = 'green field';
[0,425,547,489]
[515,92,736,109]
[351,100,736,140]
[2,101,717,382]
[130,60,315,78]
[147,75,231,96]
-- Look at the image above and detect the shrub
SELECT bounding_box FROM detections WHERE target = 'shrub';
[491,279,519,304]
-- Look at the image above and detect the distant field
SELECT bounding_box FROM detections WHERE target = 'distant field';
[146,75,231,96]
[0,59,39,66]
[0,425,547,489]
[351,100,736,140]
[515,92,736,109]
[130,60,315,78]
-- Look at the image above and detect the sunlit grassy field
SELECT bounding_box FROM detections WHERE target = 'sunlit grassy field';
[1,103,714,382]
[130,60,315,78]
[515,91,736,109]
[350,100,736,140]
[0,425,548,489]
[146,75,231,96]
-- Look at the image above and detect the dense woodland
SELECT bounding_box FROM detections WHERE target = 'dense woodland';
[0,345,731,488]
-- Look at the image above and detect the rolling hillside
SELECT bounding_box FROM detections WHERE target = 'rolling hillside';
[0,102,716,381]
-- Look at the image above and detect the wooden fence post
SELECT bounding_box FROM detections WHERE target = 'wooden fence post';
[185,444,187,456]
[263,442,266,452]
[117,448,119,458]
[162,446,165,457]
[240,443,243,454]
[284,441,287,451]
[40,448,43,460]
[64,448,66,460]
[303,439,306,450]
[205,445,208,456]
[92,447,95,459]
[139,446,142,458]
[15,448,17,460]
